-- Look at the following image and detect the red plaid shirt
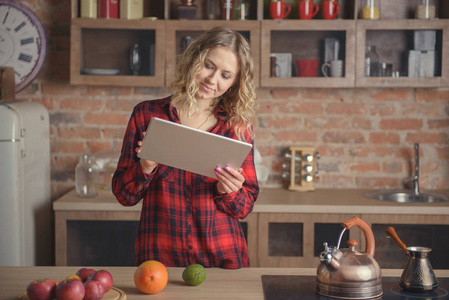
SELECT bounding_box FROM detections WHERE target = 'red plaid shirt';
[112,97,259,269]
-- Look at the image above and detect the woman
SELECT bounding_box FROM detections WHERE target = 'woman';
[112,27,259,269]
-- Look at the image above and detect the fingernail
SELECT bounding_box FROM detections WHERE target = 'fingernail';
[225,166,231,172]
[214,170,220,176]
[216,167,223,173]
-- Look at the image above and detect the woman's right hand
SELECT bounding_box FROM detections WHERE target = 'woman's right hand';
[136,132,158,174]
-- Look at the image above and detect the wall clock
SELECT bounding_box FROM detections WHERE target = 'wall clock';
[0,0,47,92]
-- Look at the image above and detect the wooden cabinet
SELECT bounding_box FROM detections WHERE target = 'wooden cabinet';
[257,213,356,267]
[69,0,449,88]
[164,20,260,87]
[355,19,449,88]
[70,19,166,87]
[260,20,356,88]
[255,212,449,269]
[360,214,449,270]
[54,189,449,268]
[54,191,259,266]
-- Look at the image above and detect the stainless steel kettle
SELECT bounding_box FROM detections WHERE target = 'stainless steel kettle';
[316,216,383,299]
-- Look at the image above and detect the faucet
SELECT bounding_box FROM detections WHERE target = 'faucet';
[411,143,420,195]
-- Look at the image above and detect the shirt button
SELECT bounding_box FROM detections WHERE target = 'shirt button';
[188,246,193,250]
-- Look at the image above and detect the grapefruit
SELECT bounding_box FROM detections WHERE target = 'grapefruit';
[134,260,168,294]
[182,264,206,286]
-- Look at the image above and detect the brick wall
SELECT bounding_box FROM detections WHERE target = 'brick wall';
[17,0,449,200]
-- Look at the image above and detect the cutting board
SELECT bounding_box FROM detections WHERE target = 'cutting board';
[17,286,126,300]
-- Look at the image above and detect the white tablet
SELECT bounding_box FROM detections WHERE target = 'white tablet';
[137,117,252,178]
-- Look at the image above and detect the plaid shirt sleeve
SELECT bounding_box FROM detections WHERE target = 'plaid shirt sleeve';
[112,97,259,269]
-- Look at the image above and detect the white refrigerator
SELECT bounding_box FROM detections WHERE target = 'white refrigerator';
[0,100,51,266]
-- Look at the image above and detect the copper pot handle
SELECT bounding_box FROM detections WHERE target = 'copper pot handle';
[341,216,375,256]
[385,226,409,255]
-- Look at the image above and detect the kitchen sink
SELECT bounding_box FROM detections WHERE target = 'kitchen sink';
[365,143,449,204]
[364,189,449,203]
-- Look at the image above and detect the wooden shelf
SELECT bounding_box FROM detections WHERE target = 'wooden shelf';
[165,20,260,87]
[70,19,166,87]
[260,20,356,88]
[69,0,449,88]
[355,19,449,88]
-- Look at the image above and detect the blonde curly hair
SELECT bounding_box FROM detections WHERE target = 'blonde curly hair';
[170,26,257,140]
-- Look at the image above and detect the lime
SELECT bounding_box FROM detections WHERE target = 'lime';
[182,264,206,286]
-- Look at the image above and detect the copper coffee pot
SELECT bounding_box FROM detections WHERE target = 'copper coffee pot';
[385,226,438,292]
[316,216,383,299]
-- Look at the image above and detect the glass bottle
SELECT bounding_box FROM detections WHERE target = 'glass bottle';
[232,0,247,20]
[365,45,379,77]
[75,154,99,198]
[221,0,234,20]
[129,43,141,76]
[207,0,217,19]
[362,0,380,20]
[416,0,435,19]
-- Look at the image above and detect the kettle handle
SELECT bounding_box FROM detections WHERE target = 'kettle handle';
[341,216,375,256]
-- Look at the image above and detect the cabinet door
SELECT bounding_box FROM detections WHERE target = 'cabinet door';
[70,19,166,87]
[257,213,356,267]
[55,210,141,266]
[355,20,449,87]
[361,214,449,269]
[260,20,356,88]
[240,212,259,267]
[67,220,139,266]
[165,20,260,87]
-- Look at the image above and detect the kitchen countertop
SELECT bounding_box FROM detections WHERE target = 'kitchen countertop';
[54,188,449,215]
[1,267,448,300]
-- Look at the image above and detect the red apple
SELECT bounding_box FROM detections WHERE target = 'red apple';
[76,267,96,282]
[86,270,113,292]
[27,278,56,300]
[55,278,85,300]
[84,280,105,300]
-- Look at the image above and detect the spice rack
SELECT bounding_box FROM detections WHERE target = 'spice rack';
[286,146,318,192]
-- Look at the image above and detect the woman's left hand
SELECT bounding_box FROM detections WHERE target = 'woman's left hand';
[215,166,245,194]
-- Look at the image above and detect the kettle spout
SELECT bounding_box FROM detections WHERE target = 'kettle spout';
[319,242,340,271]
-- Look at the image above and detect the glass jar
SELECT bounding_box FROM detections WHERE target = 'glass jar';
[221,0,234,20]
[416,0,436,19]
[75,154,99,198]
[232,0,247,20]
[365,45,379,77]
[80,0,97,18]
[120,0,144,19]
[362,0,380,20]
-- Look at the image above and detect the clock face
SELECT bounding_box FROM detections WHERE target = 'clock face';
[0,0,47,92]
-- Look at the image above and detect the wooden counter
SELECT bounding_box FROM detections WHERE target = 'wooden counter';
[54,188,449,215]
[53,189,449,267]
[1,267,449,300]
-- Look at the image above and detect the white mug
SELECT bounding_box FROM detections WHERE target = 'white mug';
[322,60,344,77]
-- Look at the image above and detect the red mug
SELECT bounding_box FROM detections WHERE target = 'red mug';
[298,1,319,19]
[269,1,292,19]
[322,0,340,20]
[98,0,119,18]
[296,59,319,77]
